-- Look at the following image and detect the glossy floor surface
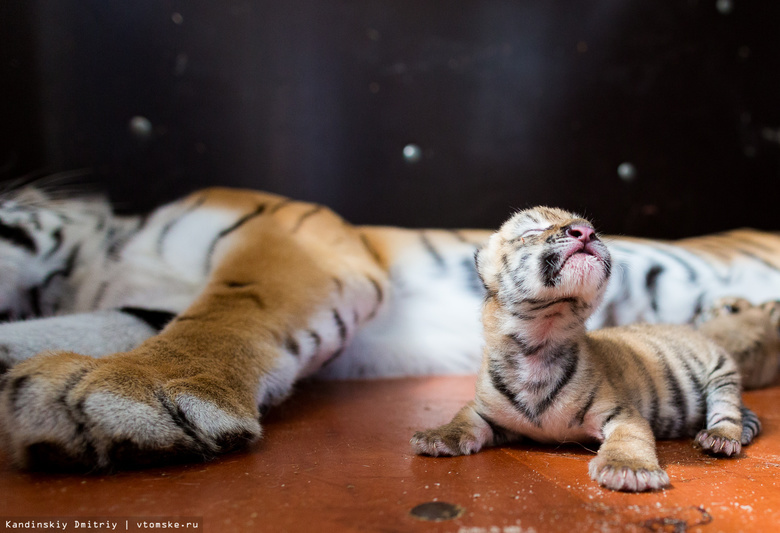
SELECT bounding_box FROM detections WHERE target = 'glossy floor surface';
[1,376,778,532]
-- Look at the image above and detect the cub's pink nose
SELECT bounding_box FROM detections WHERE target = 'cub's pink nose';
[567,225,595,243]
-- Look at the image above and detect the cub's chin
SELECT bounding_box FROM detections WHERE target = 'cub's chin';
[557,252,607,291]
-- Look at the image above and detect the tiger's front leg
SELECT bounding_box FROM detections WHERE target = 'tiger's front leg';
[0,309,173,373]
[588,407,670,492]
[411,401,516,456]
[0,209,387,470]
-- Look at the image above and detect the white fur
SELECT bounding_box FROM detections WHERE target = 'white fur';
[0,311,156,364]
[319,239,485,378]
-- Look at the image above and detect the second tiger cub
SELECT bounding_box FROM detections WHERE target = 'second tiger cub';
[411,206,779,492]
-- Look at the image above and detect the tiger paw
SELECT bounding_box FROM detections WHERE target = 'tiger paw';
[695,429,742,457]
[588,458,670,492]
[0,351,262,470]
[410,424,484,457]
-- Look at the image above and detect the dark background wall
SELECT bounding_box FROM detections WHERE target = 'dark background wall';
[2,0,779,237]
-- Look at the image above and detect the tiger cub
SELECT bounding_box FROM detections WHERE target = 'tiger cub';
[411,207,779,492]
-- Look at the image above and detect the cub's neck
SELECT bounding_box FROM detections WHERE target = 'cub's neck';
[484,294,592,362]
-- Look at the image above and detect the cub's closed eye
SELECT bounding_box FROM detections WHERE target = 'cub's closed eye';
[521,227,551,238]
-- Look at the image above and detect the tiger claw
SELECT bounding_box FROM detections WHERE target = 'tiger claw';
[589,462,670,492]
[695,430,741,457]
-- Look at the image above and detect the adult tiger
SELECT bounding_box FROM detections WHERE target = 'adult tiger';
[0,185,779,470]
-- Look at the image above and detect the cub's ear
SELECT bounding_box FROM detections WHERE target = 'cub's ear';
[474,230,508,297]
[474,248,488,289]
[474,247,497,298]
[474,248,484,274]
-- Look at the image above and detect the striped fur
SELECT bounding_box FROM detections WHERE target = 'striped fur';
[0,187,778,470]
[411,207,780,492]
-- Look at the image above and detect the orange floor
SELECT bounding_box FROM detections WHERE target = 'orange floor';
[1,375,778,533]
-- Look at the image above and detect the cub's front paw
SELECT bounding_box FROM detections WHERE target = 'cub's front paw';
[588,457,670,492]
[695,429,742,457]
[411,404,502,457]
[411,411,495,457]
[0,351,262,470]
[411,425,483,457]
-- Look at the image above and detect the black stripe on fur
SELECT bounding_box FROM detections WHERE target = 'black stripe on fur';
[119,307,176,332]
[0,221,36,253]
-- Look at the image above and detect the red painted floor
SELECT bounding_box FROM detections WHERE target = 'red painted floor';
[1,376,778,532]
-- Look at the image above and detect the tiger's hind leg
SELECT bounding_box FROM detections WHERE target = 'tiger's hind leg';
[740,405,761,446]
[0,200,389,470]
[695,353,744,457]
